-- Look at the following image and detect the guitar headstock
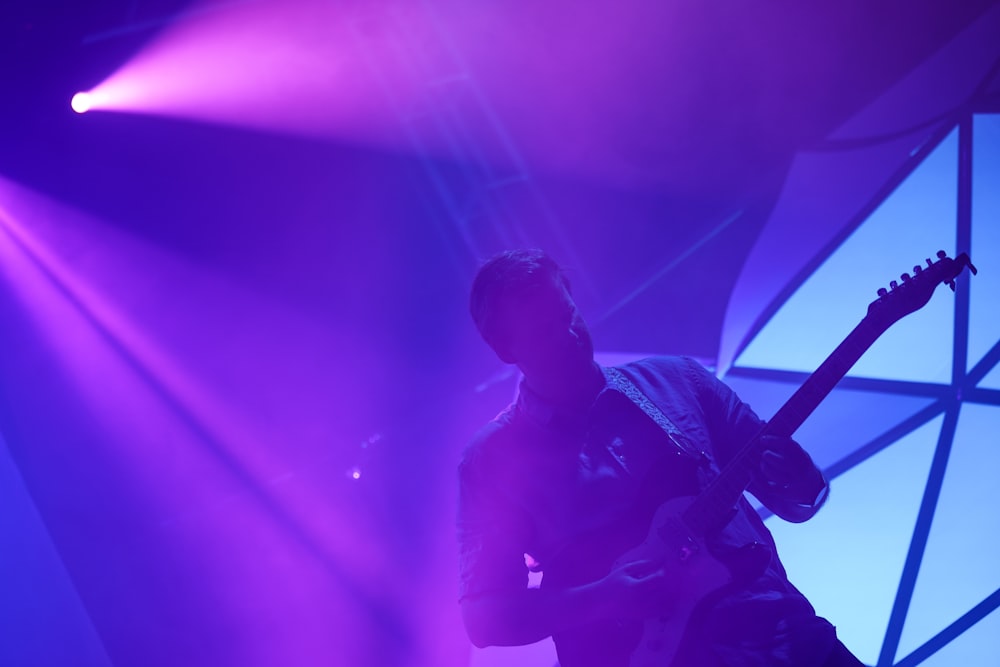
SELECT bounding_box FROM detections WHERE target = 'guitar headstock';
[866,251,977,328]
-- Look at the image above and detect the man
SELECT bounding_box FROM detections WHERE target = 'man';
[457,249,863,666]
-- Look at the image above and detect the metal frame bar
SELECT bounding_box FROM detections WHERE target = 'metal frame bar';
[894,587,1000,667]
[727,366,953,399]
[877,402,961,666]
[741,110,1000,664]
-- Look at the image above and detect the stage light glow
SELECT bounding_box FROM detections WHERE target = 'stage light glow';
[0,176,398,647]
[74,0,712,187]
[77,0,424,143]
[71,92,92,114]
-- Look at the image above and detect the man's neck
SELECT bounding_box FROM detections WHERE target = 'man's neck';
[522,361,605,413]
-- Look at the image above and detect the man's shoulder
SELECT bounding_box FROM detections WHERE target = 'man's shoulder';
[615,355,708,382]
[458,404,519,473]
[610,355,719,408]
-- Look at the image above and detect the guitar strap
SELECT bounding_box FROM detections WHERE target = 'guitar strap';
[603,366,713,468]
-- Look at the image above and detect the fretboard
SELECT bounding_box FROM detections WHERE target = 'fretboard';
[681,316,885,536]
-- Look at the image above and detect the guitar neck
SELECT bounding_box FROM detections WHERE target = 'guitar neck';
[682,316,886,536]
[767,317,883,437]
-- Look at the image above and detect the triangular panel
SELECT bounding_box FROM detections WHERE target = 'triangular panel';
[737,129,958,383]
[897,403,1000,658]
[725,374,940,470]
[911,606,1000,667]
[764,415,943,665]
[968,114,1000,375]
[979,362,1000,390]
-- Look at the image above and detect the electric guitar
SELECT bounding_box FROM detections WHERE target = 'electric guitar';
[544,251,977,667]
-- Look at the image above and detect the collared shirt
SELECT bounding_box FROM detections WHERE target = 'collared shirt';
[457,356,836,667]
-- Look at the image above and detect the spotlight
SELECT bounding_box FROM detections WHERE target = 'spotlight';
[71,92,93,114]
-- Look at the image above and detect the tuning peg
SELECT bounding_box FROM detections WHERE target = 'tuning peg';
[913,265,923,274]
[901,272,911,282]
[877,287,888,297]
[937,250,947,259]
[890,280,899,289]
[957,252,978,275]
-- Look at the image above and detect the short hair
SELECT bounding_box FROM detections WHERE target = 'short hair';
[470,248,569,349]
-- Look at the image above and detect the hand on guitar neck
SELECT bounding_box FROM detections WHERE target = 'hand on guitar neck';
[756,434,829,516]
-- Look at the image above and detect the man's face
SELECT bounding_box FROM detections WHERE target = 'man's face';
[496,276,595,385]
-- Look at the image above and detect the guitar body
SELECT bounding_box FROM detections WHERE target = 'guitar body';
[546,490,736,667]
[612,495,731,667]
[545,454,736,667]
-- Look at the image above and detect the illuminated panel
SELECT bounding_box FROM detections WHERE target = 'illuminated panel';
[896,403,1000,660]
[764,416,942,664]
[980,364,1000,390]
[737,129,958,383]
[917,608,1000,667]
[968,114,1000,375]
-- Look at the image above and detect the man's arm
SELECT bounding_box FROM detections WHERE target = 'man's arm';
[689,359,828,523]
[753,434,829,523]
[460,560,674,648]
[461,583,605,648]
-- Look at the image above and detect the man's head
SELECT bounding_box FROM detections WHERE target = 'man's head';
[470,249,596,397]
